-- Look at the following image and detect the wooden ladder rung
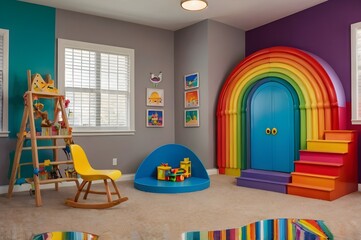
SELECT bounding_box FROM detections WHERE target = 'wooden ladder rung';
[23,145,66,150]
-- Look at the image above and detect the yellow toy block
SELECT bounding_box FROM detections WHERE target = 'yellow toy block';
[180,158,191,178]
[157,164,171,181]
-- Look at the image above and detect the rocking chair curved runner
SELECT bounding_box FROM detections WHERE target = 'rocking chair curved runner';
[65,144,128,209]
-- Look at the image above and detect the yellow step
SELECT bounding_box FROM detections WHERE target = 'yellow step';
[306,140,350,153]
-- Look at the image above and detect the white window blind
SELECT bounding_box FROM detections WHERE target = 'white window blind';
[58,39,135,135]
[351,22,361,124]
[0,29,9,137]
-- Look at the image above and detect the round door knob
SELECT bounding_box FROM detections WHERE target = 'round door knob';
[272,128,277,135]
[265,128,271,135]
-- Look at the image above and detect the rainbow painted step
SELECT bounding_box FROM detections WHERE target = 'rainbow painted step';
[306,140,350,153]
[288,130,358,201]
[294,161,343,176]
[324,130,356,141]
[236,169,291,193]
[298,150,346,164]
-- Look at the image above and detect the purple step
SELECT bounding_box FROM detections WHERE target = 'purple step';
[236,177,288,193]
[241,169,291,183]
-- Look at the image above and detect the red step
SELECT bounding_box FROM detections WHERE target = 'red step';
[294,161,343,176]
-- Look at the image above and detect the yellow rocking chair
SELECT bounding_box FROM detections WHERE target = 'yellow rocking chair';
[65,144,128,209]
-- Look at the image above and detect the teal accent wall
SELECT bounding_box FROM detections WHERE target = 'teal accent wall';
[0,0,55,137]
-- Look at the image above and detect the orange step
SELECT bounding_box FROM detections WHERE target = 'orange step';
[287,183,334,201]
[291,172,338,188]
[324,130,357,141]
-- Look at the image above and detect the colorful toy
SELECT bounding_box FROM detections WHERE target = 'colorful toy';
[157,163,171,180]
[64,166,78,179]
[38,168,48,180]
[32,97,54,136]
[157,159,191,182]
[31,73,58,93]
[180,157,191,178]
[166,168,186,182]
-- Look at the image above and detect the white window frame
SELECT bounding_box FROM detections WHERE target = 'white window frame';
[0,29,9,137]
[351,22,361,124]
[57,38,135,136]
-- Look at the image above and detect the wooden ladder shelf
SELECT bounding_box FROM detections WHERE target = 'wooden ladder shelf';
[7,70,78,207]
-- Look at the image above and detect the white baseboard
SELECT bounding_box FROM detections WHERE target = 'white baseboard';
[207,168,218,175]
[1,168,219,195]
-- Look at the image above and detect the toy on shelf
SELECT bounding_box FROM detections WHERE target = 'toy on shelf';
[64,166,78,179]
[31,73,58,93]
[32,97,54,136]
[38,168,48,181]
[167,168,186,182]
[156,158,192,182]
[157,163,171,181]
[180,157,191,178]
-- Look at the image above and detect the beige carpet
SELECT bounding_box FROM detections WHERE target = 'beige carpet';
[1,174,361,239]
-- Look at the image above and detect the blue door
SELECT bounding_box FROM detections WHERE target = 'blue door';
[250,81,294,172]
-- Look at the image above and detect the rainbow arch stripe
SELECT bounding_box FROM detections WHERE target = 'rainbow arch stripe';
[216,46,346,173]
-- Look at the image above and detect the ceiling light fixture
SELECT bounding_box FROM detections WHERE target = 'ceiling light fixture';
[181,0,208,11]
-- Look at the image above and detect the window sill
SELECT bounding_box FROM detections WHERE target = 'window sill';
[0,131,9,138]
[351,119,361,125]
[72,130,135,137]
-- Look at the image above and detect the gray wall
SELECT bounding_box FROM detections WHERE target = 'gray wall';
[1,12,245,187]
[174,20,245,169]
[56,10,175,173]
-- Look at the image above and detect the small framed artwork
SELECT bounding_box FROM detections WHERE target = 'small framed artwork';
[184,109,199,127]
[184,89,199,108]
[146,88,164,106]
[146,109,164,127]
[184,72,199,90]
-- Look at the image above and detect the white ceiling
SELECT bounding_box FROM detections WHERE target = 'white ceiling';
[21,0,327,31]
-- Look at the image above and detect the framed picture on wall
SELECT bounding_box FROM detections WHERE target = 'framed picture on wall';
[146,109,164,127]
[184,89,199,108]
[146,88,164,106]
[184,72,199,90]
[184,109,199,127]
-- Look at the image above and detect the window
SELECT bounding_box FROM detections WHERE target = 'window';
[351,22,361,124]
[57,39,135,135]
[0,29,9,137]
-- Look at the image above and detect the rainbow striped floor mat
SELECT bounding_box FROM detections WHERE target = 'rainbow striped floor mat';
[183,218,333,240]
[32,231,99,240]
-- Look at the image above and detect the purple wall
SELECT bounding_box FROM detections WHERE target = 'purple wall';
[246,0,361,101]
